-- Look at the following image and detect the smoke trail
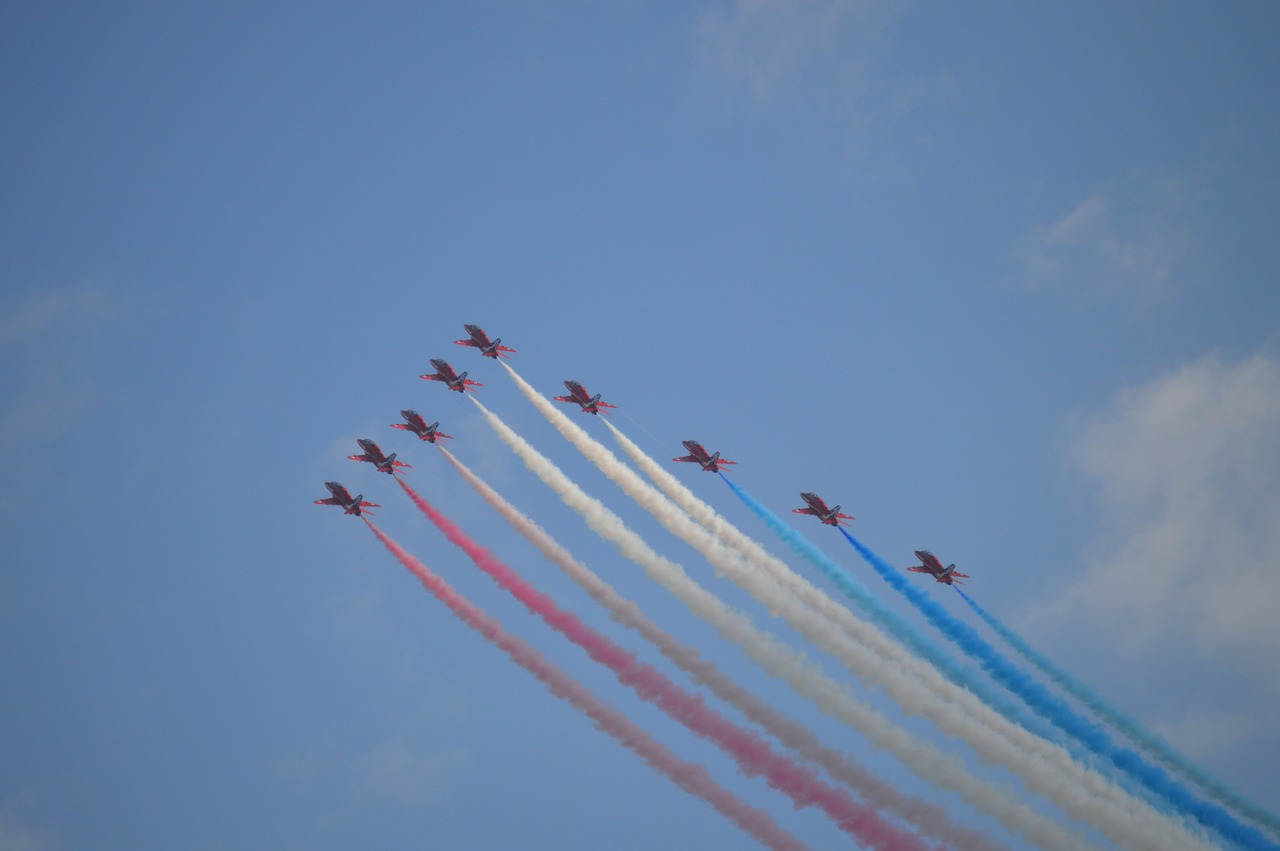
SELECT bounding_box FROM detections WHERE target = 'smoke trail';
[608,423,1055,742]
[499,365,1205,851]
[842,529,1278,851]
[439,447,1005,851]
[954,587,1280,839]
[467,393,1099,851]
[397,478,932,851]
[362,518,808,851]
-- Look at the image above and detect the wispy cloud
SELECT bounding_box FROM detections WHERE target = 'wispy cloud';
[0,288,117,349]
[0,794,55,851]
[690,0,940,175]
[358,741,473,809]
[1049,352,1280,689]
[694,0,874,108]
[0,285,125,450]
[1009,175,1198,301]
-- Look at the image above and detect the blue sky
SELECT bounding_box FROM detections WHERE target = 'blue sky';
[3,3,1278,848]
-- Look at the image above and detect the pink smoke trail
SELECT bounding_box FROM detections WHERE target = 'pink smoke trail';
[363,518,809,851]
[439,446,1005,851]
[397,478,936,851]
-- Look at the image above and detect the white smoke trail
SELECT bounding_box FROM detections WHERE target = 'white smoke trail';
[498,363,1213,851]
[468,394,1096,851]
[440,445,1007,851]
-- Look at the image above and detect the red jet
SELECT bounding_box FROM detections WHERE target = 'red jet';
[348,438,411,475]
[453,324,516,359]
[907,550,971,585]
[391,410,453,443]
[554,380,617,415]
[673,440,736,472]
[314,481,380,516]
[792,492,855,526]
[421,358,483,393]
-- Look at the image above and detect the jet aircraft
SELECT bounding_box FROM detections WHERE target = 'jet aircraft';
[673,440,736,472]
[792,492,855,526]
[907,550,971,585]
[391,410,453,443]
[453,324,516,359]
[421,358,483,393]
[553,380,617,415]
[314,481,380,516]
[348,438,412,475]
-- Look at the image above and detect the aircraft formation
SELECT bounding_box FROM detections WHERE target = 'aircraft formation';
[318,326,954,581]
[314,324,1278,851]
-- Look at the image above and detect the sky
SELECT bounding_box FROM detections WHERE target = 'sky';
[3,2,1279,848]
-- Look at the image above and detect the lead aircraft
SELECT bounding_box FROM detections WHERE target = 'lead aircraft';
[907,550,971,585]
[553,380,617,415]
[348,438,411,475]
[391,410,453,443]
[314,481,380,516]
[792,492,855,526]
[453,324,516,359]
[421,358,483,393]
[673,440,736,472]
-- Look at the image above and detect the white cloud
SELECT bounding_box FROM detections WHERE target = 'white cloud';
[1150,705,1261,764]
[1010,175,1198,301]
[0,288,117,350]
[690,0,938,175]
[0,286,125,450]
[694,0,873,108]
[0,796,54,851]
[1050,352,1280,682]
[358,742,472,808]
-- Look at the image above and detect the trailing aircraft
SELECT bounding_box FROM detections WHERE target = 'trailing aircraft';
[421,358,483,393]
[792,492,855,526]
[907,550,971,585]
[391,410,453,443]
[348,438,411,475]
[453,324,516,359]
[314,481,380,516]
[673,440,736,472]
[553,380,617,415]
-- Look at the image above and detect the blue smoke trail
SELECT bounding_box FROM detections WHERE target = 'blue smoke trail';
[956,587,1280,839]
[718,475,1064,747]
[840,528,1278,851]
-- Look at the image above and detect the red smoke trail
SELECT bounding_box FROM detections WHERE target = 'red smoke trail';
[363,518,809,851]
[397,479,935,851]
[439,446,1005,851]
